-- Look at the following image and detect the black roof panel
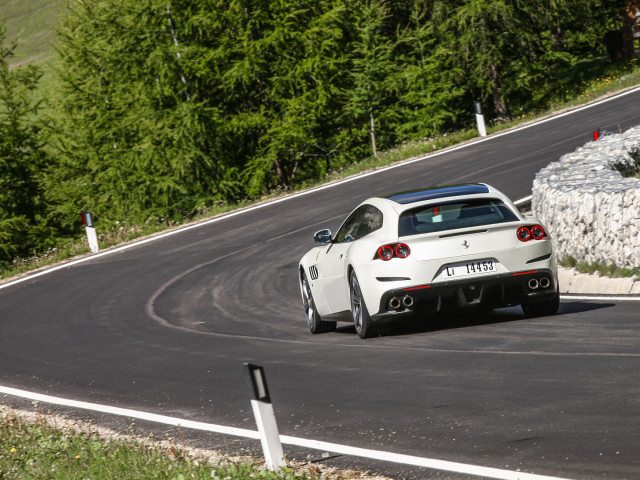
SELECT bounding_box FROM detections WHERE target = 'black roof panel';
[383,184,489,205]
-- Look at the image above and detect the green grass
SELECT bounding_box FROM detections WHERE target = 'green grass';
[0,127,484,281]
[0,0,64,102]
[0,198,262,281]
[611,145,640,178]
[1,3,640,282]
[0,0,63,66]
[1,6,640,476]
[559,257,640,280]
[0,406,332,480]
[3,65,640,281]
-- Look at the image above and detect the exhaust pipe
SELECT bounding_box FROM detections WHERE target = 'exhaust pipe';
[528,278,539,290]
[402,295,414,308]
[540,277,550,289]
[389,297,401,310]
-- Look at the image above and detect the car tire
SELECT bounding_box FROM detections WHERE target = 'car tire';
[521,286,560,318]
[350,271,377,339]
[301,271,336,334]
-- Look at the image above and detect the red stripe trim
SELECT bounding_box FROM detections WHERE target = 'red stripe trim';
[513,270,537,276]
[404,285,431,291]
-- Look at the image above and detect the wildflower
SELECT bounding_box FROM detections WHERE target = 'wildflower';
[75,455,81,459]
[10,448,16,453]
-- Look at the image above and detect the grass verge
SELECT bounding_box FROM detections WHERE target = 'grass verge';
[0,405,389,480]
[559,257,640,280]
[2,60,640,281]
[1,199,258,282]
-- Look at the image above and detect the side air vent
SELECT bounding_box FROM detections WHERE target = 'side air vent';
[309,265,319,280]
[526,253,552,264]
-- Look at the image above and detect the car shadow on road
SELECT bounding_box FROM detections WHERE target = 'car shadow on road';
[334,300,616,338]
[557,300,617,315]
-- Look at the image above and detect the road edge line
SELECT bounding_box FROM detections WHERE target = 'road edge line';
[3,86,639,291]
[1,385,573,480]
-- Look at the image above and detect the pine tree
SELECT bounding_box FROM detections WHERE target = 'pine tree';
[393,0,467,138]
[46,0,240,229]
[43,0,627,226]
[0,23,50,264]
[344,0,397,157]
[240,0,352,194]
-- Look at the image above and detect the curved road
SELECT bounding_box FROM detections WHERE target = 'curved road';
[2,88,640,480]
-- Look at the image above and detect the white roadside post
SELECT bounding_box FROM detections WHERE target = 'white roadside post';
[81,211,100,253]
[244,363,285,470]
[474,101,487,137]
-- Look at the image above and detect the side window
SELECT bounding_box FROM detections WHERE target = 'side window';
[357,206,383,238]
[335,206,366,243]
[335,205,383,242]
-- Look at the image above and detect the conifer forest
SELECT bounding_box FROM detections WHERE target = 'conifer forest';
[0,1,628,265]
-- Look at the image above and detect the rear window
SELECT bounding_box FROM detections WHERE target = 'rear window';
[398,198,519,237]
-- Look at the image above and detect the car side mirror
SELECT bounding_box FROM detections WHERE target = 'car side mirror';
[314,229,332,244]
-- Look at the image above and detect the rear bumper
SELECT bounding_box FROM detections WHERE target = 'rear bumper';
[372,269,557,322]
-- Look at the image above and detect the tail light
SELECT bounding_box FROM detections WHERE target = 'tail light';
[376,243,411,261]
[531,225,545,239]
[517,227,531,241]
[517,225,546,242]
[395,243,410,258]
[378,245,394,261]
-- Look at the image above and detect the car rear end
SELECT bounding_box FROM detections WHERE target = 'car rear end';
[364,185,558,320]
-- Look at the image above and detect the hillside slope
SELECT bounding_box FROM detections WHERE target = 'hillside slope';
[0,0,64,66]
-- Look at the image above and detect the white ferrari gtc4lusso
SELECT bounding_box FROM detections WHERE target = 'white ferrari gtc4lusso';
[298,183,559,338]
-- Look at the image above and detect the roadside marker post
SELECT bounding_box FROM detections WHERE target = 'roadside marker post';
[81,211,100,253]
[593,130,600,141]
[244,363,285,470]
[474,101,487,137]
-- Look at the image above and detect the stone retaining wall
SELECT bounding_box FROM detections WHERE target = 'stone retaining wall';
[532,126,640,270]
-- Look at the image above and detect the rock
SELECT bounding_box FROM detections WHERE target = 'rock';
[533,126,640,270]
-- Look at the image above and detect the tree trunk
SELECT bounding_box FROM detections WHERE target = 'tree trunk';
[166,3,190,101]
[622,0,640,59]
[488,63,510,121]
[369,107,378,158]
[274,158,288,189]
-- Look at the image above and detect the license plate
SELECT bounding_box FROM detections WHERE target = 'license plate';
[444,259,497,278]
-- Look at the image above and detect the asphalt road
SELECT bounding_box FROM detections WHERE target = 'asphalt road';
[2,88,640,480]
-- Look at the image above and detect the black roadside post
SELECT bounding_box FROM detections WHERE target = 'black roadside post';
[244,363,285,470]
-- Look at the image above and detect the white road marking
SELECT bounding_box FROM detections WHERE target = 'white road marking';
[514,195,532,206]
[0,385,574,480]
[2,85,639,292]
[2,87,639,479]
[0,385,259,439]
[561,294,640,301]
